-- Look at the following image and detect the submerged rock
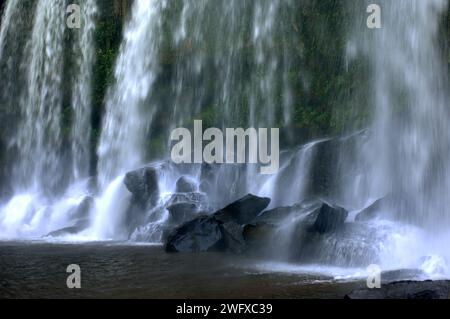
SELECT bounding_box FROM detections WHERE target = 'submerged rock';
[345,280,450,299]
[46,218,90,238]
[214,194,270,225]
[45,198,93,238]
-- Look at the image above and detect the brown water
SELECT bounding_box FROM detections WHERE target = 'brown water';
[0,242,364,299]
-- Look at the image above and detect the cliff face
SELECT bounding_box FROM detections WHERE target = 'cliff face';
[0,0,6,24]
[113,0,132,19]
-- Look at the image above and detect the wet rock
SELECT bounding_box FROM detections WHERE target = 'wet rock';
[130,222,173,243]
[124,165,160,208]
[355,197,386,221]
[175,176,197,193]
[242,223,276,247]
[308,202,348,234]
[309,130,368,199]
[165,194,271,253]
[165,216,224,253]
[255,199,321,225]
[214,194,271,225]
[381,269,427,283]
[345,280,450,299]
[167,202,199,225]
[70,196,93,221]
[355,194,412,222]
[166,192,207,206]
[46,218,89,238]
[221,221,245,253]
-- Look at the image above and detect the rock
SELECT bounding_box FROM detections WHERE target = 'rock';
[355,197,386,221]
[355,194,412,222]
[165,194,271,253]
[166,192,207,206]
[214,194,271,225]
[381,269,427,283]
[255,199,322,225]
[221,221,245,253]
[130,222,173,243]
[165,216,224,253]
[308,130,368,199]
[308,202,348,234]
[243,223,276,245]
[70,196,93,221]
[46,226,81,237]
[45,218,89,238]
[124,165,159,208]
[175,176,197,193]
[167,202,199,225]
[345,280,450,299]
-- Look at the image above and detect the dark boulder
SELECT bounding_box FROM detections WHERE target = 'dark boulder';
[45,218,90,238]
[345,280,450,299]
[255,199,322,225]
[308,130,368,199]
[165,194,271,253]
[221,221,245,253]
[175,176,197,193]
[308,202,348,234]
[167,202,199,225]
[242,223,277,252]
[165,217,248,254]
[165,216,224,253]
[355,194,412,222]
[214,194,270,225]
[124,165,160,208]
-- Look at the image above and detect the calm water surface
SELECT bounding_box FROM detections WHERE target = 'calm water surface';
[0,242,364,298]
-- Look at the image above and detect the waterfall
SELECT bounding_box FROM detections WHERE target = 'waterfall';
[341,0,450,275]
[97,0,166,188]
[71,0,98,181]
[347,0,449,227]
[97,0,303,202]
[0,0,21,60]
[0,0,97,238]
[12,0,68,194]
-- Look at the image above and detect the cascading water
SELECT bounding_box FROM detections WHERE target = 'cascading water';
[0,0,97,238]
[92,0,311,240]
[70,0,98,181]
[341,0,450,277]
[97,0,166,188]
[1,0,448,283]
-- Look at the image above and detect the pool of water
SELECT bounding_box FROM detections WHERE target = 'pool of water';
[0,242,365,299]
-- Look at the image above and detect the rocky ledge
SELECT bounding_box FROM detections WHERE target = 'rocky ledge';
[346,280,450,299]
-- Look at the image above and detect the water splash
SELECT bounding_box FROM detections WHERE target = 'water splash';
[0,0,97,238]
